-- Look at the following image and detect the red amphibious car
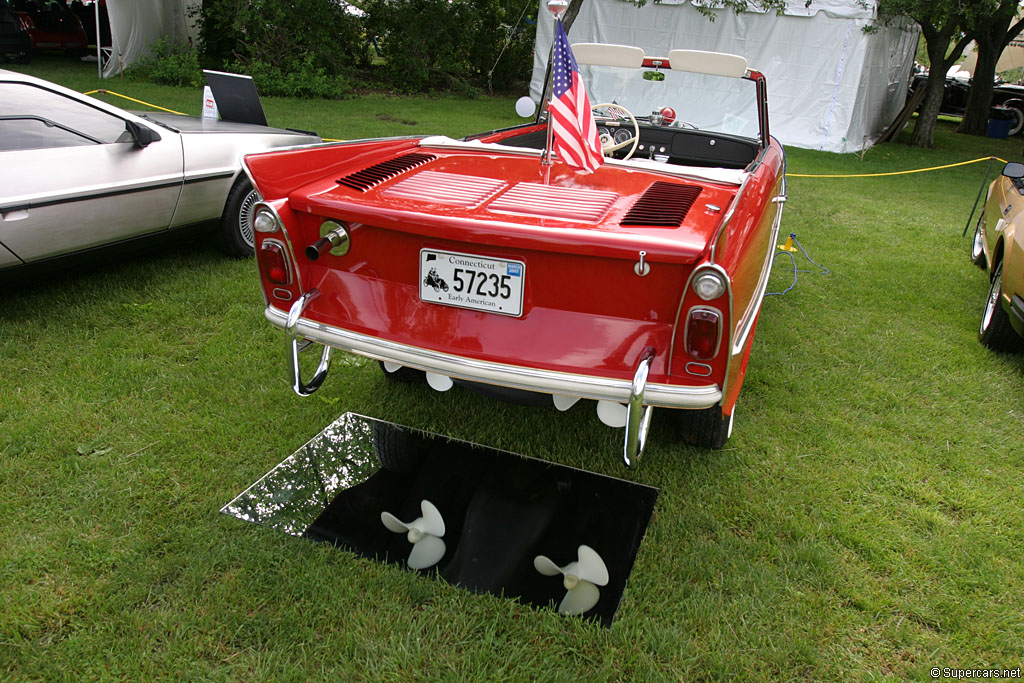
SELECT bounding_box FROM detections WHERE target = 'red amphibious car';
[243,43,786,467]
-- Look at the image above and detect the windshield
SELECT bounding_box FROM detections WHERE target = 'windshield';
[578,64,760,141]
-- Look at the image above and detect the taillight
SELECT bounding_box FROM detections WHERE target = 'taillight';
[259,240,291,285]
[685,308,721,360]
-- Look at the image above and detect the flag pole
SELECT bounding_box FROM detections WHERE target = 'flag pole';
[542,0,568,167]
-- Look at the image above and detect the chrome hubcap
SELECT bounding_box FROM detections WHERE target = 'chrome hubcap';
[239,189,259,248]
[1010,109,1024,137]
[981,272,1000,333]
[972,222,985,261]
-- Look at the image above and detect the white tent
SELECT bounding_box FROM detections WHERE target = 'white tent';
[529,0,919,153]
[955,39,1024,76]
[81,0,199,79]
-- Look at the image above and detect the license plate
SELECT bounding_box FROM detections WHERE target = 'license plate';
[419,249,525,317]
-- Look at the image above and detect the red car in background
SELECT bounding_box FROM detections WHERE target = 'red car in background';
[14,0,86,56]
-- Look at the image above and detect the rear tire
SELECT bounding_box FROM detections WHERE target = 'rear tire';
[677,405,734,449]
[971,215,987,269]
[371,422,429,474]
[217,177,259,258]
[979,262,1022,352]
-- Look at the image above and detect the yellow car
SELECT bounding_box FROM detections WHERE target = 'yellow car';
[972,161,1024,351]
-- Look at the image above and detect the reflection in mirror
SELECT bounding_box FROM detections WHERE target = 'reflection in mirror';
[643,71,665,82]
[221,412,658,626]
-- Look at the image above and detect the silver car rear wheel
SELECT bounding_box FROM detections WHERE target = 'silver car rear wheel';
[218,177,259,258]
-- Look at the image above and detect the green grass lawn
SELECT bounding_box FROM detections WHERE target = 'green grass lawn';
[2,55,1023,680]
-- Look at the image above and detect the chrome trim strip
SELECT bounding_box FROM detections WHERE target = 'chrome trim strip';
[1,176,184,212]
[709,172,751,264]
[623,347,656,469]
[731,172,785,356]
[182,169,235,184]
[266,306,722,408]
[685,362,713,377]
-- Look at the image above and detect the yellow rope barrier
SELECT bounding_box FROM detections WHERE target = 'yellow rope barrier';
[82,89,188,116]
[788,156,1007,178]
[82,88,344,141]
[74,90,1004,170]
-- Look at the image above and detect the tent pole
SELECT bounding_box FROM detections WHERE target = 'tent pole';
[95,1,101,79]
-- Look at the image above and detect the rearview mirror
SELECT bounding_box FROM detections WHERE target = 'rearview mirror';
[1003,161,1024,179]
[643,71,665,82]
[125,120,160,149]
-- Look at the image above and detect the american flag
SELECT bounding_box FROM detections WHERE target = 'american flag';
[549,20,603,173]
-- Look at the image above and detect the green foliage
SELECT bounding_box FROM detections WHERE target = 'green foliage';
[363,0,536,94]
[123,38,204,88]
[129,0,535,97]
[225,55,352,100]
[196,0,367,97]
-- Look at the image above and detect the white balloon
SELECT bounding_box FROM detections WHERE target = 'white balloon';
[515,96,536,118]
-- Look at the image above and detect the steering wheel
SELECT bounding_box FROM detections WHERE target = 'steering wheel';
[591,103,640,160]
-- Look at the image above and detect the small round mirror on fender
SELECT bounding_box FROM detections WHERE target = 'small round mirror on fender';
[515,96,536,118]
[1002,161,1024,179]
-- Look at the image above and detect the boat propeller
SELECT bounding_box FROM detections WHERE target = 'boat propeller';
[381,499,447,570]
[534,544,609,615]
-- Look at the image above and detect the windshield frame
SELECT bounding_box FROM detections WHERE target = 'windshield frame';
[538,46,769,150]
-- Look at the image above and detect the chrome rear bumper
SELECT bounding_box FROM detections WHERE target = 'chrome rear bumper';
[267,301,722,410]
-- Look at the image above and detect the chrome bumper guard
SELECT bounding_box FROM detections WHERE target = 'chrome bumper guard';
[624,347,656,469]
[286,291,333,396]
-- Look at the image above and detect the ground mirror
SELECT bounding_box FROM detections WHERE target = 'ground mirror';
[222,412,658,626]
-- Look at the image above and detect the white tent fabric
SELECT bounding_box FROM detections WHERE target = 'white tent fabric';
[957,39,1024,76]
[101,0,200,79]
[529,0,919,153]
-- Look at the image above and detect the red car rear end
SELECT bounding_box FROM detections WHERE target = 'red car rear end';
[243,45,785,466]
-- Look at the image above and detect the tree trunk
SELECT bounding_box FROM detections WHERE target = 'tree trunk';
[911,67,949,148]
[959,39,1000,135]
[959,7,1024,136]
[911,23,963,148]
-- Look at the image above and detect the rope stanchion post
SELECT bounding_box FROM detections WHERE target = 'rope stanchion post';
[962,157,997,237]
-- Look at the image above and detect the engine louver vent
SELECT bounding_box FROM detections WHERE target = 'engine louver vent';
[336,153,437,192]
[620,181,702,227]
